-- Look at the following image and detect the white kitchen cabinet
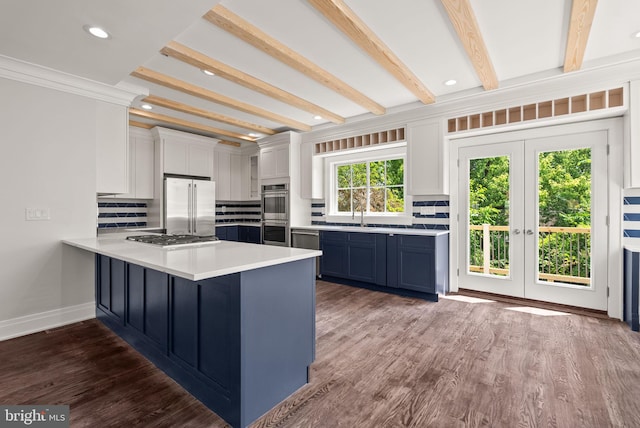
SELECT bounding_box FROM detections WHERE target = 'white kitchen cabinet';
[119,128,154,199]
[214,146,247,201]
[230,154,242,199]
[153,127,215,178]
[96,102,129,194]
[626,81,640,188]
[258,131,310,226]
[407,119,449,195]
[259,133,291,180]
[214,150,231,200]
[240,148,260,200]
[300,141,324,199]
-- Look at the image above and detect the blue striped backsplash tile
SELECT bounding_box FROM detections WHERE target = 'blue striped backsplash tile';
[624,192,640,240]
[97,199,147,229]
[310,196,450,230]
[215,201,262,224]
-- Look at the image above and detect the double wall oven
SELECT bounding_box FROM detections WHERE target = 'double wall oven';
[262,183,290,246]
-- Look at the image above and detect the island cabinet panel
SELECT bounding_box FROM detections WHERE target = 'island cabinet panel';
[171,278,199,366]
[96,255,125,323]
[126,265,169,351]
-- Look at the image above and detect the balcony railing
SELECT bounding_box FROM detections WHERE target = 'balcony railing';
[468,224,591,286]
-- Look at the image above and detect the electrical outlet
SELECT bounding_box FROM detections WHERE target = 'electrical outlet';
[419,206,436,216]
[221,206,227,213]
[25,208,51,221]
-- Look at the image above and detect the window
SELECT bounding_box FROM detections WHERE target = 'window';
[336,158,405,214]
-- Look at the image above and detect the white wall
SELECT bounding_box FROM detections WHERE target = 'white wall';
[0,78,97,339]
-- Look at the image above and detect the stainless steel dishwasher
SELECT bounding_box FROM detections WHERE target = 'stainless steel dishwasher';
[291,228,320,278]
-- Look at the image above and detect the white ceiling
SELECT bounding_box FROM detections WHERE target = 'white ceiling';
[1,0,640,143]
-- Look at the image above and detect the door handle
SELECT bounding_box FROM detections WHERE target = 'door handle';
[526,229,534,235]
[513,229,521,235]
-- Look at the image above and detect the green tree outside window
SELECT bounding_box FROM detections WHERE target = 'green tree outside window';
[336,159,404,214]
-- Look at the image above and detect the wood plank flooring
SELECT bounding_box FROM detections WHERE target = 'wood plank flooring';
[1,280,640,427]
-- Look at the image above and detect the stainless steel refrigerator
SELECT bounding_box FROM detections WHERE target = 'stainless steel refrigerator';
[164,177,216,236]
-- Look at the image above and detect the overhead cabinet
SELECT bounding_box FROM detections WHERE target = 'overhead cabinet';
[153,127,215,178]
[260,144,289,180]
[626,81,640,188]
[96,102,129,194]
[118,127,154,199]
[406,119,448,195]
[215,145,259,201]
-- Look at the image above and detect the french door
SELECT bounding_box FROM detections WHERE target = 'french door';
[458,131,608,310]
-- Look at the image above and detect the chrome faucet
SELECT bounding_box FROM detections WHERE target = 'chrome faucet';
[352,200,365,227]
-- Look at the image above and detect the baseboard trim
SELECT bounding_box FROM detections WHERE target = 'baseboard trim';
[0,302,96,341]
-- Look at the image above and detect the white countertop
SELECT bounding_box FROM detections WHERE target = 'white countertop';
[63,233,321,281]
[624,244,640,253]
[291,225,449,236]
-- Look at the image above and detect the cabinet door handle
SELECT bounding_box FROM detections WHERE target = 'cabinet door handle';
[526,229,534,235]
[513,229,521,235]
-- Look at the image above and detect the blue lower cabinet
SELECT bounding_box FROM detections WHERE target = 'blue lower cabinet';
[624,249,639,332]
[389,234,449,295]
[320,231,348,277]
[239,226,261,244]
[216,225,239,241]
[347,233,387,285]
[319,231,449,300]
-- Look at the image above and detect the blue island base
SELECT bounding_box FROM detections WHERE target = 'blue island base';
[95,254,316,428]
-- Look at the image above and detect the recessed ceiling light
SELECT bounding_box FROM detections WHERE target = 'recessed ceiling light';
[141,104,153,110]
[83,25,110,39]
[444,79,457,86]
[634,31,640,38]
[248,133,260,138]
[313,115,323,120]
[202,69,215,76]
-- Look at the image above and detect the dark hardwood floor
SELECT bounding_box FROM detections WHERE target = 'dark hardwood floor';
[1,280,640,427]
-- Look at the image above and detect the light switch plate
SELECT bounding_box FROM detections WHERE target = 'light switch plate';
[25,208,51,221]
[419,206,436,216]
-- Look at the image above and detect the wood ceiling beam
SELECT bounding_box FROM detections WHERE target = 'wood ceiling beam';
[563,0,598,72]
[161,41,345,124]
[129,108,257,142]
[218,140,242,148]
[142,94,276,136]
[129,120,154,130]
[130,67,311,132]
[441,0,499,91]
[308,0,435,104]
[204,5,386,115]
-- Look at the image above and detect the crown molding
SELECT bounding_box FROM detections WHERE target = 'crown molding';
[150,125,219,145]
[0,54,145,105]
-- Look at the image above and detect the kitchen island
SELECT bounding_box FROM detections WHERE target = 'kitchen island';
[63,235,321,428]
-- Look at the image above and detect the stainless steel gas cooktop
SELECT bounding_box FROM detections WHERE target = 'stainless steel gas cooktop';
[126,234,220,248]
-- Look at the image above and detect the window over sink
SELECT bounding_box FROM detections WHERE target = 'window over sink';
[325,145,411,225]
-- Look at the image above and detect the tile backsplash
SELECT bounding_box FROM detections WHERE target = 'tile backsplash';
[97,201,147,229]
[216,201,261,224]
[624,190,640,240]
[310,196,449,230]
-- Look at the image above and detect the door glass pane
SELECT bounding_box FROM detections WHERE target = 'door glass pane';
[468,156,511,277]
[537,148,591,286]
